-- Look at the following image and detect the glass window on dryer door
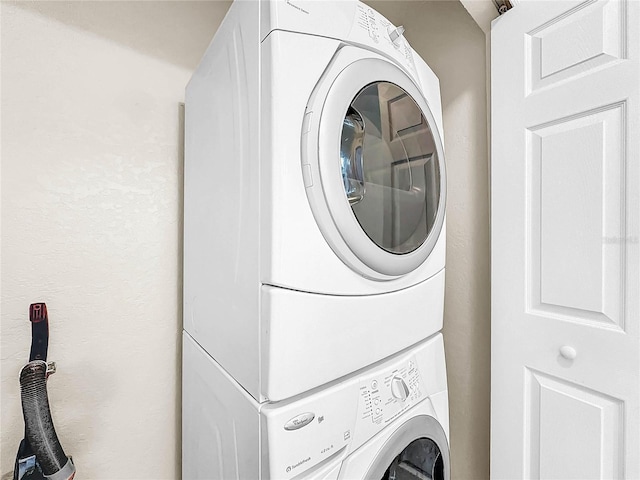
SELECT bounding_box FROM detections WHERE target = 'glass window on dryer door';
[340,82,441,255]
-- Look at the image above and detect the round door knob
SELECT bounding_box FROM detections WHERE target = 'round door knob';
[559,345,577,360]
[391,376,409,401]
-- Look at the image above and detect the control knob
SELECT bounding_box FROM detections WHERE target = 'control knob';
[390,376,410,401]
[388,25,405,45]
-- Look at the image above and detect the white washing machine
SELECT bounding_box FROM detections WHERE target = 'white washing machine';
[183,330,449,480]
[184,0,447,401]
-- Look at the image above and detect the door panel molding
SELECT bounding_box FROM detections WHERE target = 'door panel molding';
[525,101,627,330]
[525,0,627,94]
[523,367,624,479]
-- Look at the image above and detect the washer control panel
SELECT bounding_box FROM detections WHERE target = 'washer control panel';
[263,335,445,479]
[355,355,424,442]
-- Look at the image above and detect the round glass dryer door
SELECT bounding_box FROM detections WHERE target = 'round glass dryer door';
[305,55,446,278]
[340,82,441,255]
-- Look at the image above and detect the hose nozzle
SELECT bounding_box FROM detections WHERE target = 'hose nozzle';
[19,361,75,480]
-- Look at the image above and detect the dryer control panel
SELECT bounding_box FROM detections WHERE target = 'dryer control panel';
[349,3,417,75]
[263,1,420,80]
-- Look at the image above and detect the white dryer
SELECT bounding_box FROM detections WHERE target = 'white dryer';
[184,0,447,401]
[183,331,449,480]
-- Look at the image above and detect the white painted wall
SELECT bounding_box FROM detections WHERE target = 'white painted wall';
[0,2,229,478]
[1,2,489,479]
[366,2,491,479]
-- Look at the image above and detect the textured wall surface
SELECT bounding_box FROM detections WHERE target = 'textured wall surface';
[366,2,491,479]
[0,2,229,478]
[1,1,489,479]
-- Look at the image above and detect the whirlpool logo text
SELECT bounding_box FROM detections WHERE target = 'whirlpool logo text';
[286,456,311,473]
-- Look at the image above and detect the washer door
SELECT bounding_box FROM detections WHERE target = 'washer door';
[304,54,446,279]
[365,415,450,480]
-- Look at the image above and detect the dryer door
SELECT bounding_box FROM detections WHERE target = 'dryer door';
[303,53,446,279]
[366,415,450,480]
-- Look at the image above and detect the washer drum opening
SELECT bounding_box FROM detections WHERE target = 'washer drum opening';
[365,415,450,480]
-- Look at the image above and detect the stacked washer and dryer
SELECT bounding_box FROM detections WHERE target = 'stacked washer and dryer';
[183,1,449,478]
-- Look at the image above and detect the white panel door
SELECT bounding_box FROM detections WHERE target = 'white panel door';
[491,1,639,478]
